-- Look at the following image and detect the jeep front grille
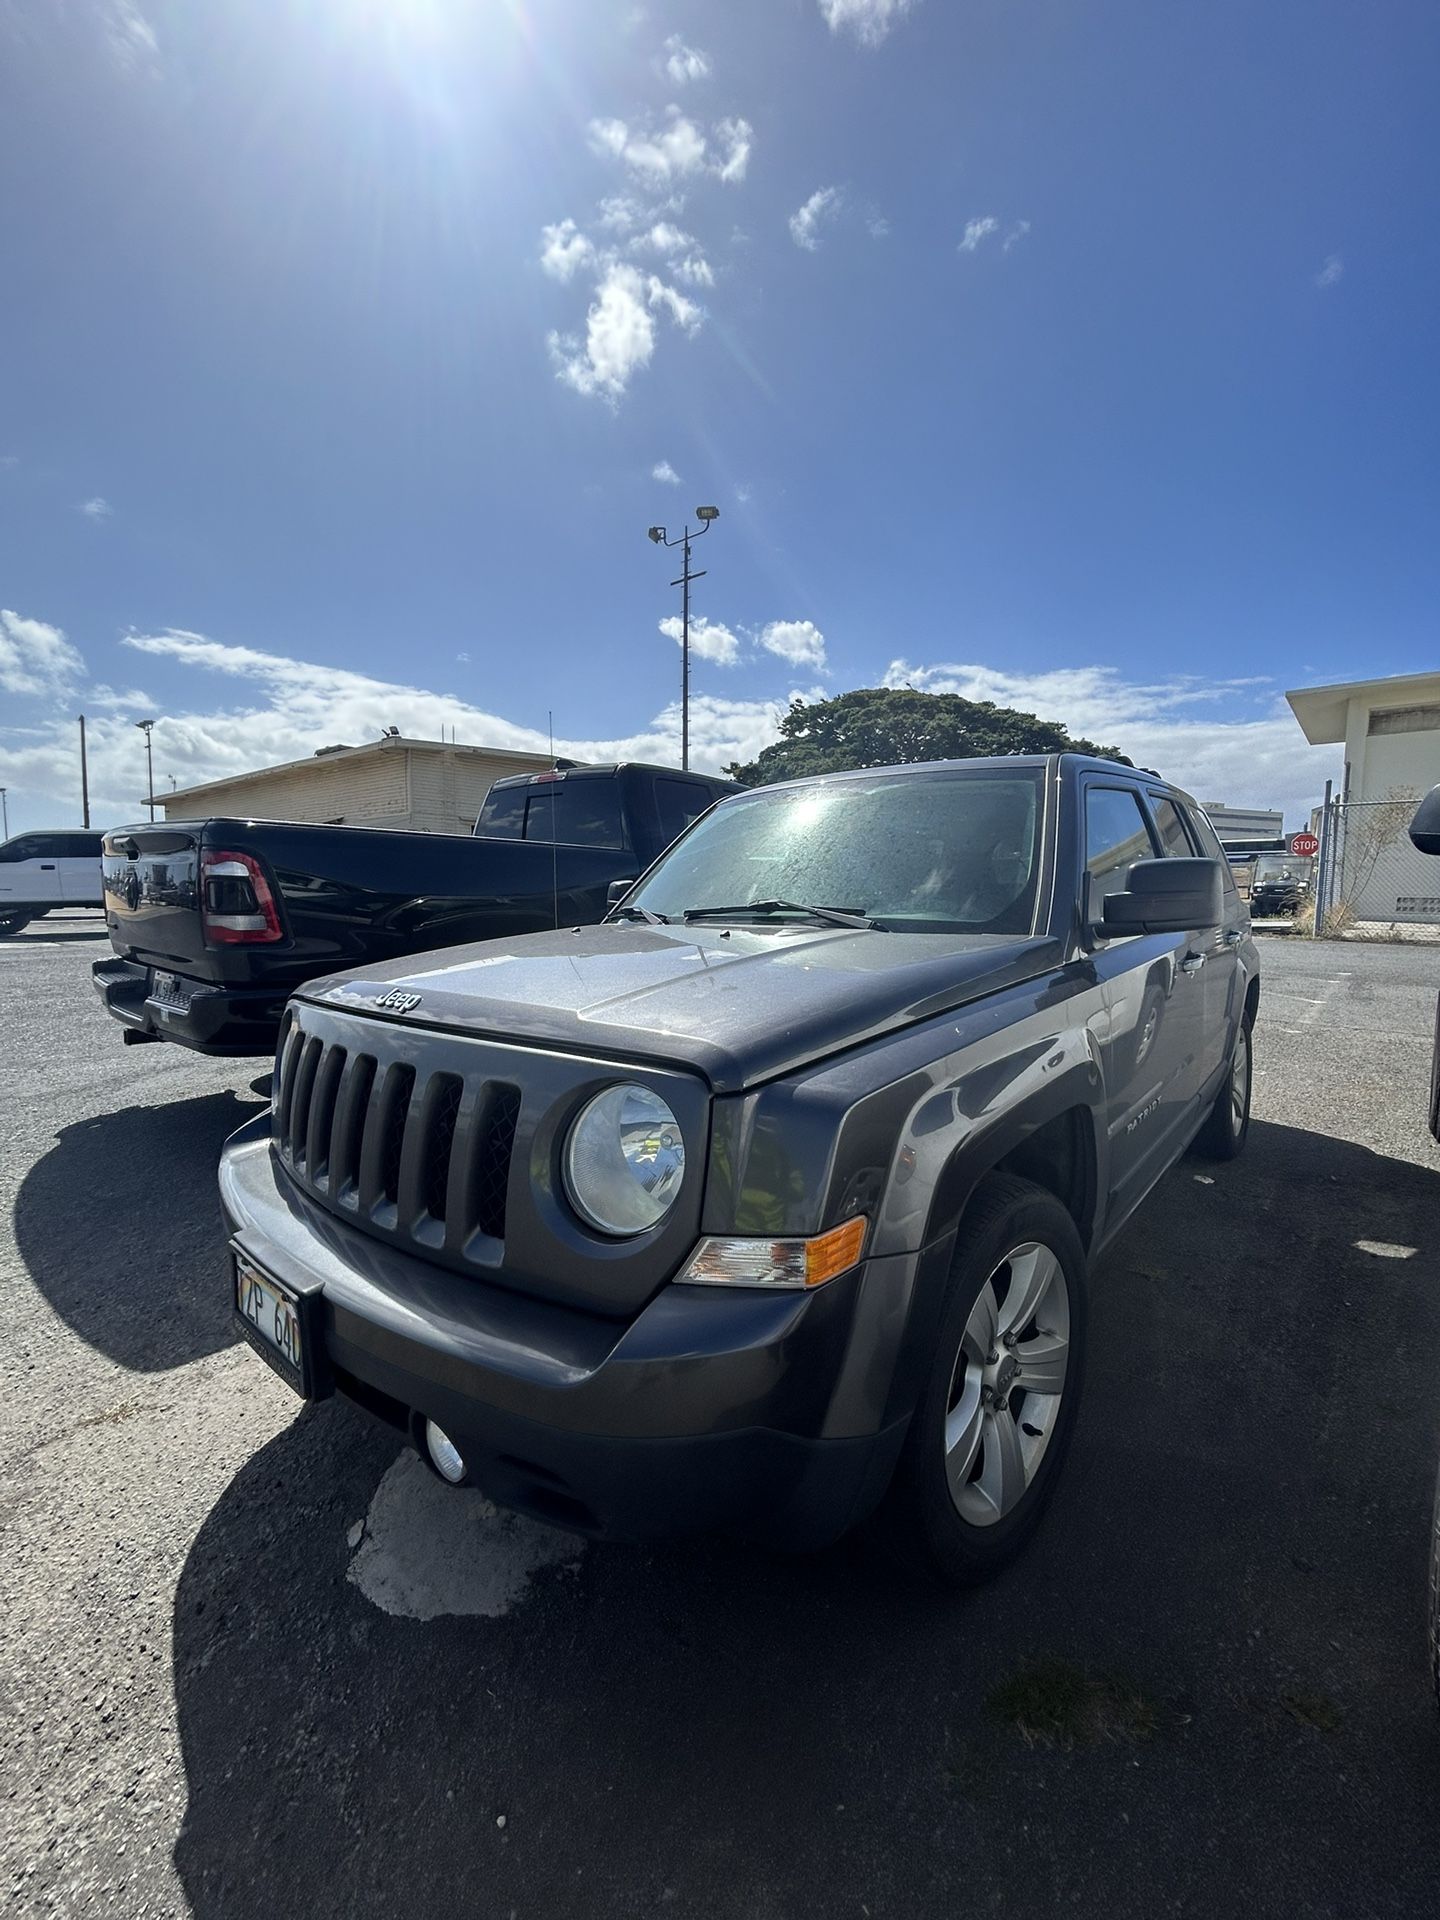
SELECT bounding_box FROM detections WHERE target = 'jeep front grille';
[272,1011,520,1266]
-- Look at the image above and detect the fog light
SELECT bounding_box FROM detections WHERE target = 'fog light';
[424,1419,466,1485]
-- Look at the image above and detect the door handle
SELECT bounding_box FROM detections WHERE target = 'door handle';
[40,864,56,871]
[1180,951,1206,974]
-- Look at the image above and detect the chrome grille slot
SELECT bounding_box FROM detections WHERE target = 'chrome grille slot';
[330,1053,376,1208]
[288,1035,323,1168]
[423,1074,463,1224]
[274,1016,303,1144]
[306,1044,347,1190]
[474,1085,519,1243]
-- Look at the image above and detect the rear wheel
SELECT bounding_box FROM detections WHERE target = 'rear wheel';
[1194,1015,1252,1161]
[0,912,32,939]
[876,1174,1088,1586]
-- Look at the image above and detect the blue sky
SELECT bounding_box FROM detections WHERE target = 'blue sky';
[2,0,1438,832]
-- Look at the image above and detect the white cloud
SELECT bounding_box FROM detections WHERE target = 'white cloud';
[818,0,918,48]
[0,455,18,469]
[0,622,801,826]
[959,216,1000,253]
[1316,253,1344,289]
[538,219,594,282]
[674,254,715,288]
[597,195,645,234]
[79,495,114,520]
[883,660,1338,823]
[663,35,711,85]
[0,609,86,698]
[759,620,827,669]
[646,275,701,330]
[1003,219,1031,252]
[659,615,741,667]
[588,110,708,185]
[635,221,695,256]
[652,460,682,485]
[104,1,158,71]
[789,187,842,252]
[712,117,752,184]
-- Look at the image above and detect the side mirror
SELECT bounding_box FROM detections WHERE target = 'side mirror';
[606,878,638,909]
[1410,786,1440,856]
[1101,858,1224,936]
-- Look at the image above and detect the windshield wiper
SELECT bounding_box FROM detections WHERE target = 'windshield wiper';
[608,903,669,925]
[683,899,882,931]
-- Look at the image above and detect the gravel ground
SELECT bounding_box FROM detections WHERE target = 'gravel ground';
[3,915,1439,1918]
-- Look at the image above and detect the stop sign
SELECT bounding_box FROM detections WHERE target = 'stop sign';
[1290,830,1319,858]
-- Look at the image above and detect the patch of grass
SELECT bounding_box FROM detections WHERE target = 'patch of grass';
[1279,1688,1343,1733]
[986,1657,1160,1750]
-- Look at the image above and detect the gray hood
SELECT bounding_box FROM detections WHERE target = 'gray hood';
[299,921,1063,1092]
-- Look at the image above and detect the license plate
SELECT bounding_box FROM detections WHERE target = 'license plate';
[150,970,192,1009]
[234,1252,310,1394]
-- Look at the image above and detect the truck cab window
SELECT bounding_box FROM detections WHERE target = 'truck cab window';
[1085,788,1156,912]
[655,778,715,847]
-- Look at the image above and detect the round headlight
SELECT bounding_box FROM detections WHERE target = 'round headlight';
[563,1083,685,1236]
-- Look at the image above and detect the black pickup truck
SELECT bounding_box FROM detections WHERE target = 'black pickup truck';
[93,762,737,1056]
[221,753,1259,1583]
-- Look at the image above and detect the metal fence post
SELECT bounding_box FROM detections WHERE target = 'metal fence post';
[1312,779,1332,938]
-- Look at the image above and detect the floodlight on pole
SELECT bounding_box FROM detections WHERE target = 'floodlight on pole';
[647,506,720,772]
[136,719,157,821]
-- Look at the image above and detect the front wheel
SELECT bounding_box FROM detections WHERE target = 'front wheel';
[1194,1015,1253,1161]
[875,1173,1088,1586]
[0,912,32,939]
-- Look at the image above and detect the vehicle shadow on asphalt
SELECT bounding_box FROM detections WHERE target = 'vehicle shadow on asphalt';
[169,1120,1440,1920]
[13,1089,267,1372]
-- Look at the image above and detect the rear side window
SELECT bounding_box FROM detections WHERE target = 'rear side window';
[1178,803,1239,895]
[655,777,716,848]
[1085,787,1156,910]
[477,777,627,849]
[475,785,526,839]
[57,833,103,858]
[1148,796,1196,859]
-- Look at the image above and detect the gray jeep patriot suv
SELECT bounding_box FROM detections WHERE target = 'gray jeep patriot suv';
[221,754,1259,1583]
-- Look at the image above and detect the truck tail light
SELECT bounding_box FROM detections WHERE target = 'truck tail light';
[201,849,283,945]
[676,1216,868,1290]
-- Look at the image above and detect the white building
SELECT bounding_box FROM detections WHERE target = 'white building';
[160,735,556,836]
[1287,670,1440,922]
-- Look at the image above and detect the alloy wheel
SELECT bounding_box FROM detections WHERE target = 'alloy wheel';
[944,1241,1071,1528]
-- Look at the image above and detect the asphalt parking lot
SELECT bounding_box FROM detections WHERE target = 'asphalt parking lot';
[3,916,1439,1919]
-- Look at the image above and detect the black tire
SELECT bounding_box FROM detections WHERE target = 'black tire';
[1194,1013,1253,1161]
[0,913,32,939]
[875,1173,1088,1586]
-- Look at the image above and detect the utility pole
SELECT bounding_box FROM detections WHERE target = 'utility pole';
[648,506,720,772]
[79,715,91,828]
[0,788,8,839]
[136,719,156,821]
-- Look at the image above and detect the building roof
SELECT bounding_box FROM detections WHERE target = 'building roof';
[163,734,554,806]
[1286,670,1440,745]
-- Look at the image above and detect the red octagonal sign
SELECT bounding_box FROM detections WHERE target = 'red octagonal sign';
[1290,830,1320,858]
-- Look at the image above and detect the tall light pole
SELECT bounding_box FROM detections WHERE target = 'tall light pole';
[136,719,156,821]
[0,788,8,839]
[648,506,719,772]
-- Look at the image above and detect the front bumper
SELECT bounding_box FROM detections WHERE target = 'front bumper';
[219,1116,912,1549]
[92,956,287,1056]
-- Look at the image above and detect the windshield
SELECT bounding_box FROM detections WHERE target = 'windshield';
[1253,855,1310,884]
[628,770,1044,934]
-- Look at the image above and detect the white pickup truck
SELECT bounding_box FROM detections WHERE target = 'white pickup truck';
[0,830,106,937]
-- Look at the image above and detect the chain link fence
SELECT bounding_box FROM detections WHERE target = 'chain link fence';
[1312,791,1440,940]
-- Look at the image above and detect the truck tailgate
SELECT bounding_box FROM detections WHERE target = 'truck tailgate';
[101,825,212,971]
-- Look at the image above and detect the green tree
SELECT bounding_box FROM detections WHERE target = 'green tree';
[725,687,1130,786]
